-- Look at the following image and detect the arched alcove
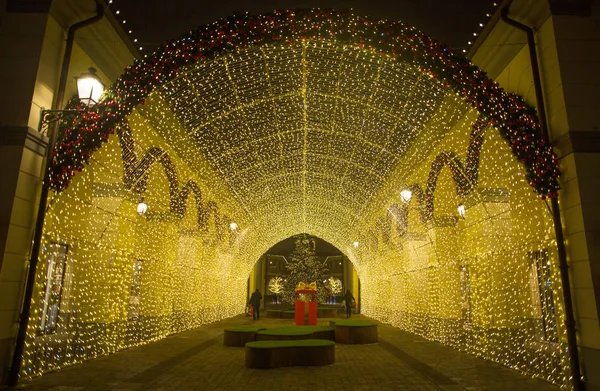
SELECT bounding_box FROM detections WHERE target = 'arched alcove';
[249,234,358,309]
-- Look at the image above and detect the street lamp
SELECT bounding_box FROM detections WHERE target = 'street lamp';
[76,67,104,106]
[38,69,105,134]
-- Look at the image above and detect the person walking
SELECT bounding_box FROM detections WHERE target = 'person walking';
[344,289,355,318]
[249,289,263,320]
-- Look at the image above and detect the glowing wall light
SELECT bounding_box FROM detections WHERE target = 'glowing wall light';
[75,67,105,106]
[400,189,413,203]
[137,198,148,216]
[457,203,466,219]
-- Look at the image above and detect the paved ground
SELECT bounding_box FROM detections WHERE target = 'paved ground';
[12,314,561,391]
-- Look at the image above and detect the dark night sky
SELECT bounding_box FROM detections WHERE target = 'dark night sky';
[110,0,498,54]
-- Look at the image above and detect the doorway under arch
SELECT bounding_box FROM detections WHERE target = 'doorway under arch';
[248,234,360,312]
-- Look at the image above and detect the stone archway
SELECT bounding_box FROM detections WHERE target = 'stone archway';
[26,9,567,387]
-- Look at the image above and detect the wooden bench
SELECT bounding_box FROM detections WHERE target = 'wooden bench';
[316,307,338,318]
[223,326,266,347]
[330,319,378,344]
[245,339,335,368]
[255,326,335,341]
[265,310,283,318]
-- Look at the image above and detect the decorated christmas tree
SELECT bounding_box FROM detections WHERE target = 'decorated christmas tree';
[281,235,329,304]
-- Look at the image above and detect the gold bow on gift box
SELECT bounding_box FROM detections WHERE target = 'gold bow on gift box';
[295,281,318,292]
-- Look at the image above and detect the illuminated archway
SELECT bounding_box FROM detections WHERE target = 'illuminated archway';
[27,9,567,386]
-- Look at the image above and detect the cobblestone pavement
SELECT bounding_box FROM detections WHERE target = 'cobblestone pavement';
[13,314,561,391]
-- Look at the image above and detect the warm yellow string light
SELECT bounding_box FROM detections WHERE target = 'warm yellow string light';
[23,33,566,388]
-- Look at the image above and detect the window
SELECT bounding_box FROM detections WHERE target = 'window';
[267,258,280,273]
[128,259,143,320]
[327,256,344,274]
[529,250,558,342]
[38,243,72,335]
[266,255,286,275]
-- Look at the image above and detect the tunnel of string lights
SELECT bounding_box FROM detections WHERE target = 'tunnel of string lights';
[27,8,567,386]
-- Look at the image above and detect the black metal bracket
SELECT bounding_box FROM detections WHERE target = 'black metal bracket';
[37,108,84,136]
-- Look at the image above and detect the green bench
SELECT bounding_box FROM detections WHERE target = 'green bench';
[223,326,266,347]
[329,319,378,344]
[245,339,335,368]
[255,326,335,341]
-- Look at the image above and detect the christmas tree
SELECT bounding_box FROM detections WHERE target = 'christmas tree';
[281,235,329,304]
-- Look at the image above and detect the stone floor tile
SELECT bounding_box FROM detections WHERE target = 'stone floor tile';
[13,314,561,391]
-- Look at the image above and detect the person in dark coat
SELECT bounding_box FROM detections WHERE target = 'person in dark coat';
[249,289,263,320]
[344,289,355,318]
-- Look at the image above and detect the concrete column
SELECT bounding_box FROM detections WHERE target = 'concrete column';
[0,127,47,384]
[0,3,51,384]
[343,256,353,294]
[545,10,600,390]
[254,255,264,308]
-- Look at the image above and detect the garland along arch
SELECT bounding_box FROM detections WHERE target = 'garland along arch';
[50,8,560,199]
